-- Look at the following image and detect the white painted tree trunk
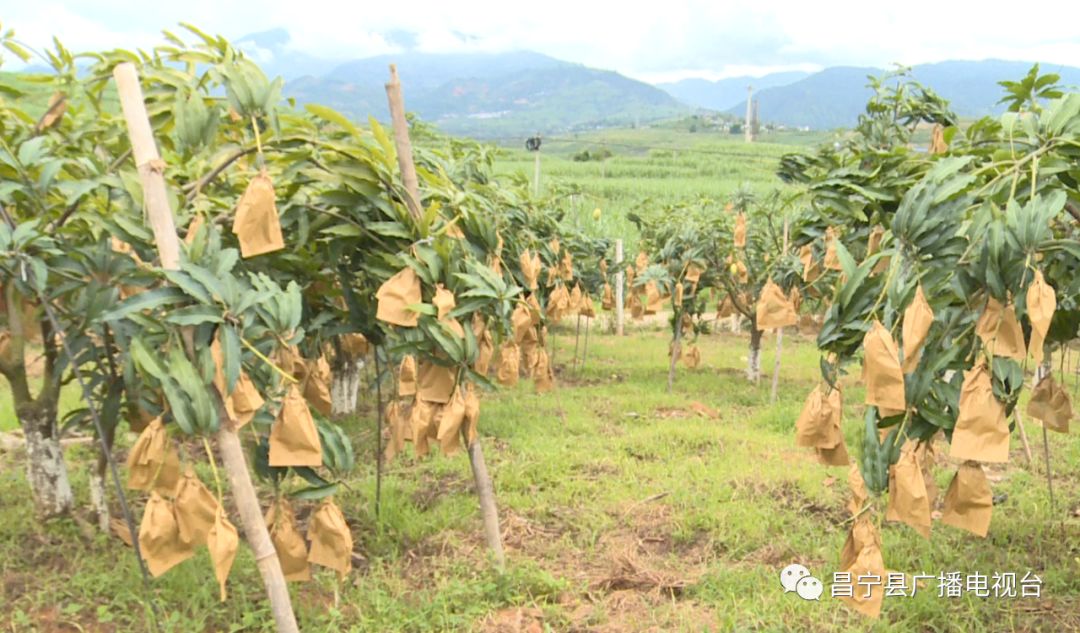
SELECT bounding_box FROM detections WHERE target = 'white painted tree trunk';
[89,467,109,531]
[331,360,363,417]
[23,417,74,518]
[747,328,763,383]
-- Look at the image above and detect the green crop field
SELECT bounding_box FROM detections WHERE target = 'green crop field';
[490,127,830,246]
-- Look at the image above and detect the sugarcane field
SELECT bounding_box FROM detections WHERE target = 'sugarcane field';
[1,4,1080,632]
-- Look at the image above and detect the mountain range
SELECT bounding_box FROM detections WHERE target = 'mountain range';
[18,28,1074,136]
[721,61,1080,129]
[239,29,687,138]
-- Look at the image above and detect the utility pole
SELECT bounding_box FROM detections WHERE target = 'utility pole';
[751,98,760,141]
[744,85,753,143]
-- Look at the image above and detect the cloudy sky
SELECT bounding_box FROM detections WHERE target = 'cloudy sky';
[5,0,1080,82]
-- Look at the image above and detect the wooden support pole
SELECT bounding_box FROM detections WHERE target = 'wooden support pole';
[533,151,541,197]
[615,239,625,336]
[113,62,299,633]
[384,65,423,221]
[385,64,505,569]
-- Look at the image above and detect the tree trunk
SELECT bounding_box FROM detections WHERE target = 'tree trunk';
[89,422,117,532]
[21,407,74,518]
[331,359,363,417]
[747,326,763,383]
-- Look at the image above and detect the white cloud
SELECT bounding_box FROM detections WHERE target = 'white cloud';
[3,0,1080,81]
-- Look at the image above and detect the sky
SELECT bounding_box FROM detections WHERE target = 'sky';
[5,1,1080,83]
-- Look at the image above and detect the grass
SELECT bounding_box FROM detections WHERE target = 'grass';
[2,318,1078,632]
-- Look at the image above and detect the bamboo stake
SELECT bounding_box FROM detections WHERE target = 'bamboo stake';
[572,315,582,375]
[615,239,625,336]
[1013,409,1034,467]
[384,65,423,222]
[1036,362,1056,511]
[113,62,299,633]
[582,317,591,372]
[384,64,505,568]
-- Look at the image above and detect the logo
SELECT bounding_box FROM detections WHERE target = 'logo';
[780,563,823,601]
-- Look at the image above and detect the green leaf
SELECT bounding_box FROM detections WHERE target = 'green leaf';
[102,287,188,321]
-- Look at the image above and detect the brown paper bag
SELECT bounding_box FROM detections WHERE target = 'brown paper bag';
[437,388,467,455]
[950,361,1008,463]
[410,399,438,456]
[560,251,574,281]
[339,333,369,359]
[266,498,311,582]
[547,285,570,322]
[568,284,583,315]
[398,355,418,396]
[376,268,422,327]
[580,291,597,318]
[417,360,456,404]
[885,446,931,538]
[383,401,409,462]
[602,283,615,310]
[174,467,218,547]
[512,303,534,344]
[795,385,843,449]
[817,440,850,466]
[37,91,67,130]
[1026,270,1056,364]
[975,298,1025,360]
[733,213,747,248]
[126,418,181,496]
[629,293,644,320]
[644,281,663,315]
[227,371,265,429]
[756,280,797,330]
[303,356,333,417]
[534,349,555,393]
[716,295,736,318]
[685,262,705,285]
[520,250,539,291]
[232,169,285,258]
[823,228,842,271]
[838,515,885,618]
[269,385,323,467]
[683,345,701,369]
[901,284,934,373]
[139,492,195,578]
[433,284,456,320]
[497,342,520,387]
[307,499,353,577]
[207,508,239,601]
[929,123,948,154]
[549,237,560,255]
[462,385,481,445]
[472,315,494,376]
[789,286,802,313]
[862,320,906,416]
[846,462,869,516]
[635,252,649,275]
[941,461,993,537]
[1027,374,1072,434]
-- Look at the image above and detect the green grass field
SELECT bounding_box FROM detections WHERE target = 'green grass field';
[2,319,1078,632]
[490,127,828,246]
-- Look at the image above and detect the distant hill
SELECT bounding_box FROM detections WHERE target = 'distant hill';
[724,60,1080,129]
[287,51,688,137]
[657,71,809,111]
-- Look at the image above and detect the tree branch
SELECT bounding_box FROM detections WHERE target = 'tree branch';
[183,146,257,201]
